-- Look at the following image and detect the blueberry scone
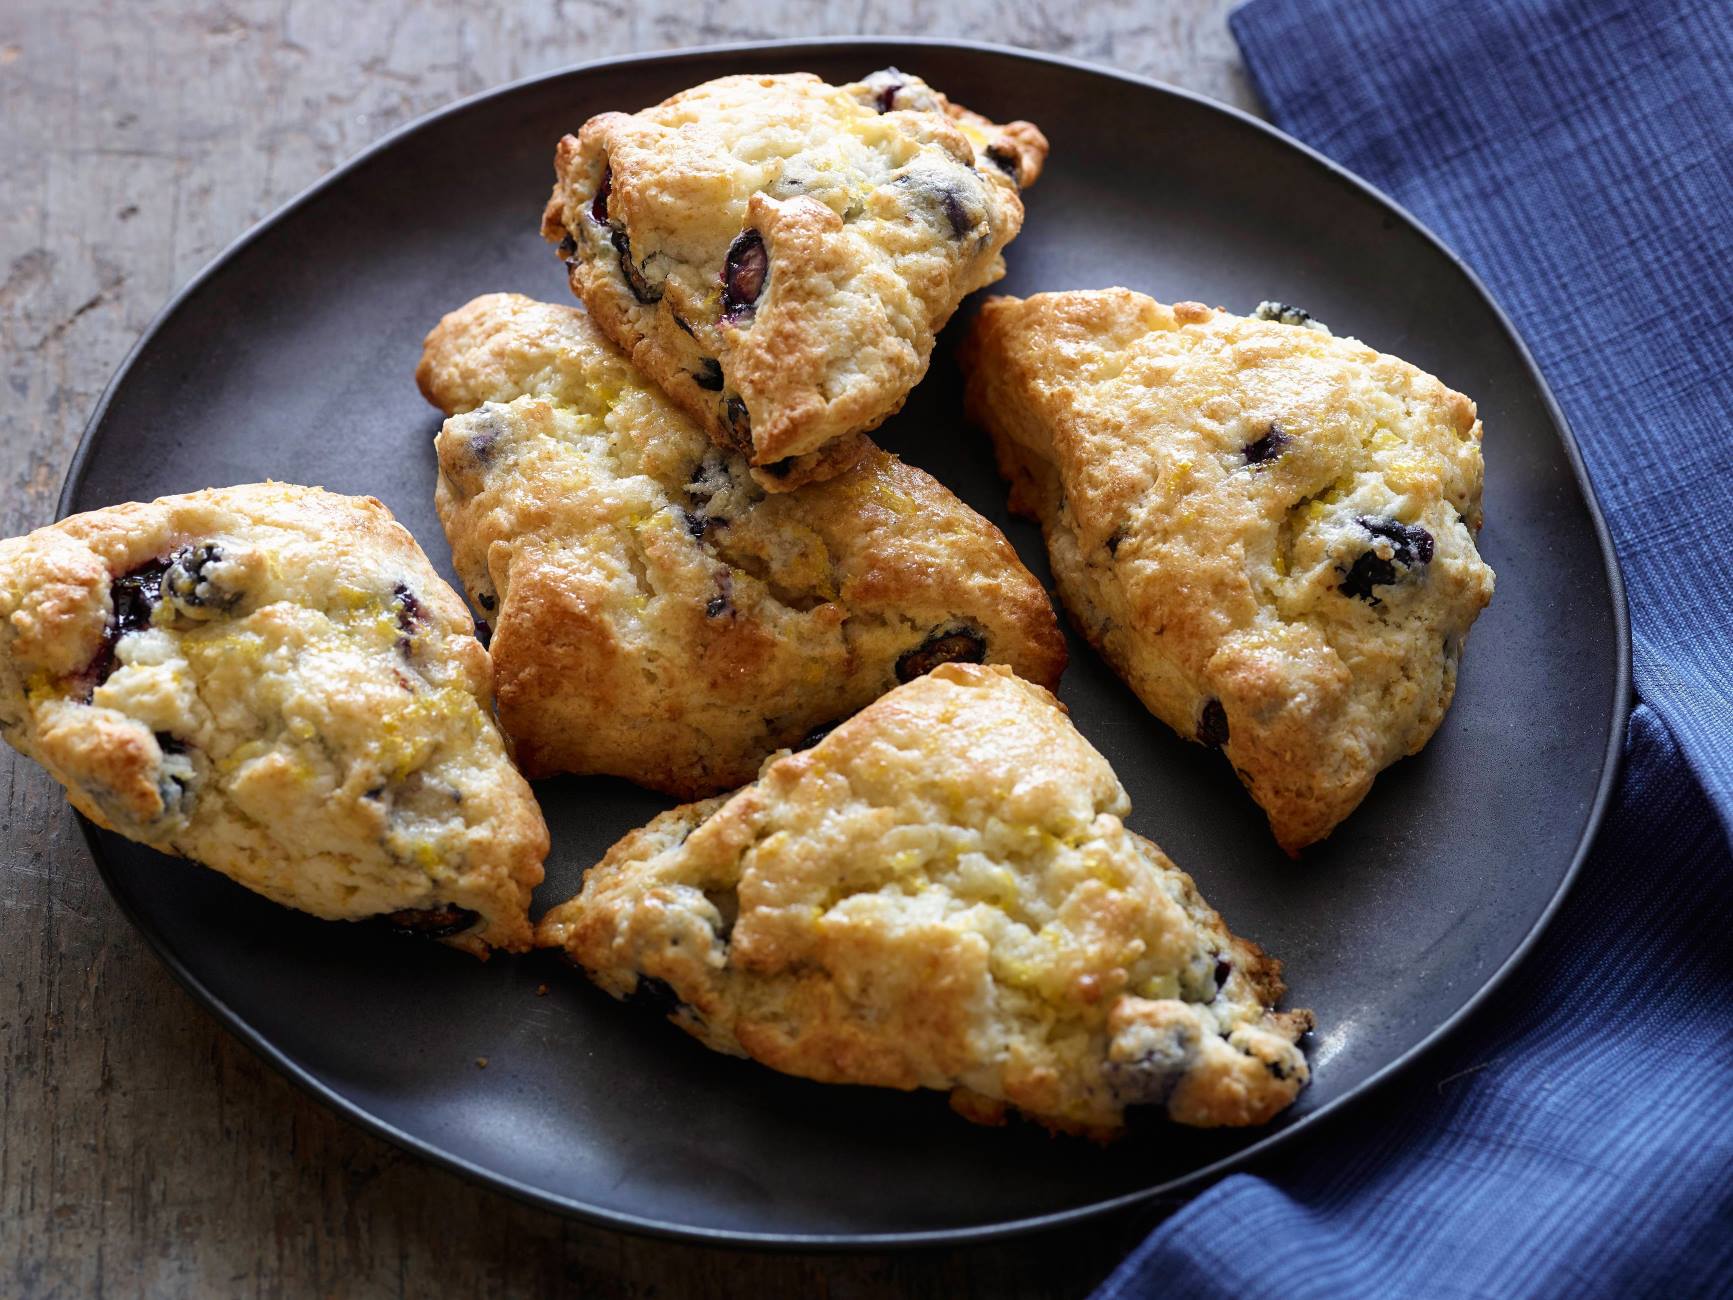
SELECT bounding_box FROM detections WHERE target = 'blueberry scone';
[0,483,548,955]
[963,290,1495,854]
[540,69,1047,489]
[538,663,1312,1137]
[417,292,1065,795]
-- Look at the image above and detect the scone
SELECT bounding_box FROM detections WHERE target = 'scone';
[963,290,1496,853]
[0,483,548,955]
[539,69,1048,489]
[538,663,1312,1137]
[417,292,1065,795]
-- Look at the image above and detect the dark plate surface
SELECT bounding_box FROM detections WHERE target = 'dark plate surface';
[61,39,1628,1246]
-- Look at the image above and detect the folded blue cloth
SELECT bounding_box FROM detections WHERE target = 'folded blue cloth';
[1096,1,1733,1295]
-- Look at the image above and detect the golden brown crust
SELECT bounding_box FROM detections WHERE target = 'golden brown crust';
[540,71,1043,487]
[419,293,1064,794]
[0,483,548,954]
[537,663,1311,1135]
[963,289,1495,853]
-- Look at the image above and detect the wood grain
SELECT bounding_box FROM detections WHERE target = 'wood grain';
[0,3,1254,1295]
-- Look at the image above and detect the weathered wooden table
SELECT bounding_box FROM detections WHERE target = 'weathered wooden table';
[0,4,1256,1294]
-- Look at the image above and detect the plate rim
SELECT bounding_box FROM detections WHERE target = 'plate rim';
[58,35,1633,1251]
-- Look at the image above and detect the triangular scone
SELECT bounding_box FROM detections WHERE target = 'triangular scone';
[963,290,1495,854]
[417,293,1065,796]
[0,484,547,955]
[538,663,1312,1137]
[539,70,1047,489]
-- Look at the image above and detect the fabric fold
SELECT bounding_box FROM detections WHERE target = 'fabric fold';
[1099,1,1733,1294]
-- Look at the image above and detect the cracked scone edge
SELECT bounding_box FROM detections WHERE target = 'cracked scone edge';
[417,292,1066,796]
[962,288,1495,853]
[537,663,1312,1137]
[539,70,1047,488]
[0,482,548,955]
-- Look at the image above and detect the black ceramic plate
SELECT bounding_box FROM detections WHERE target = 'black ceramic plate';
[61,39,1628,1246]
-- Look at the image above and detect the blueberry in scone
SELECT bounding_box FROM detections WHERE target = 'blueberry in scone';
[962,289,1495,854]
[537,663,1312,1137]
[416,293,1065,796]
[539,70,1048,489]
[0,483,548,955]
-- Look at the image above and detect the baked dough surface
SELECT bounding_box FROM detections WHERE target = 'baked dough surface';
[963,289,1495,852]
[538,663,1311,1136]
[0,483,547,954]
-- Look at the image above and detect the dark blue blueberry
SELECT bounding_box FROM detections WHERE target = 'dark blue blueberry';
[1339,517,1435,603]
[984,144,1020,184]
[163,542,238,613]
[612,228,661,303]
[1102,1025,1198,1107]
[721,230,767,321]
[1338,552,1395,602]
[392,582,428,657]
[392,582,426,633]
[455,412,503,471]
[589,166,612,224]
[1214,954,1232,989]
[895,172,976,239]
[1360,516,1435,565]
[1197,699,1230,748]
[381,905,480,938]
[941,189,971,237]
[684,452,733,530]
[153,731,194,809]
[1244,424,1291,465]
[872,73,903,112]
[1255,301,1315,327]
[686,450,731,501]
[693,357,724,391]
[896,627,987,682]
[111,557,169,634]
[81,556,173,696]
[625,974,683,1019]
[720,395,751,451]
[706,571,733,619]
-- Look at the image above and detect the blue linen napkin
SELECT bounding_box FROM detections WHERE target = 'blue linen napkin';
[1096,1,1733,1295]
